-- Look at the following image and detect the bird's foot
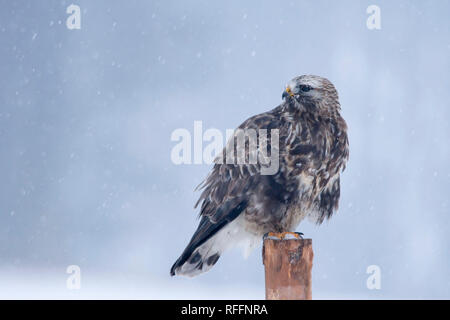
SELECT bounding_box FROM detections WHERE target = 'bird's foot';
[280,231,304,239]
[264,231,304,240]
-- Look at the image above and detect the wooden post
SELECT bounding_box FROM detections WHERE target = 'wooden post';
[263,234,313,300]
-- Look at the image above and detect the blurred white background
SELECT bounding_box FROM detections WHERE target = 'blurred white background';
[0,0,449,299]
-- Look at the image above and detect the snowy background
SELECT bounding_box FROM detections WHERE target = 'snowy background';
[0,0,449,299]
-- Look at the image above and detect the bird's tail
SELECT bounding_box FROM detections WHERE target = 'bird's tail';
[171,200,249,277]
[170,213,251,277]
[170,234,223,277]
[170,218,261,276]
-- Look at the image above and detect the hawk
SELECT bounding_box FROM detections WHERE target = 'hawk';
[170,75,349,277]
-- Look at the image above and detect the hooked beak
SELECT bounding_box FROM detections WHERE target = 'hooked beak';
[282,86,294,100]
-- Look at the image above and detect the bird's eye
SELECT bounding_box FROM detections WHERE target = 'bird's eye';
[299,85,312,92]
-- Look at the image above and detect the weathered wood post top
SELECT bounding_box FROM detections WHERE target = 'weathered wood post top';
[263,232,313,300]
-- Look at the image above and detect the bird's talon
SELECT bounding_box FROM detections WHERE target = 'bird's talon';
[266,232,282,239]
[264,231,304,240]
[281,231,304,239]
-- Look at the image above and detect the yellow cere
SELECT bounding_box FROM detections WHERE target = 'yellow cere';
[286,86,294,97]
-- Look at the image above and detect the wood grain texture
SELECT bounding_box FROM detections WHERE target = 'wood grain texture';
[263,236,313,300]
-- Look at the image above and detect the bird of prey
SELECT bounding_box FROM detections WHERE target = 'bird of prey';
[170,75,349,277]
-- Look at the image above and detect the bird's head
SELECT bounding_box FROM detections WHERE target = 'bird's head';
[282,75,340,114]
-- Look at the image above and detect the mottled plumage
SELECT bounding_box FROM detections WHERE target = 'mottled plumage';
[171,75,349,277]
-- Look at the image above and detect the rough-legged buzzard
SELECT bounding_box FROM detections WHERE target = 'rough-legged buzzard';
[171,75,349,277]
